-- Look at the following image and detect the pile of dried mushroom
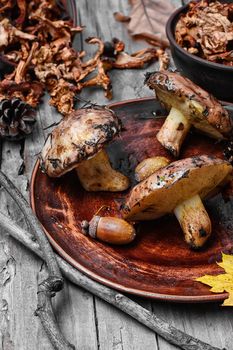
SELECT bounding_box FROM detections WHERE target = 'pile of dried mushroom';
[175,0,233,65]
[0,0,168,134]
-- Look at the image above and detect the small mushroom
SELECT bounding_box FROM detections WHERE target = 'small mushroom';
[122,155,232,248]
[40,107,130,192]
[135,156,170,182]
[145,71,232,157]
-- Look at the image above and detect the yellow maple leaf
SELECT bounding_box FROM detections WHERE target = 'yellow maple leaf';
[196,253,233,306]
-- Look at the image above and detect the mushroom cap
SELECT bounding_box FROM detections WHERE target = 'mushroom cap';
[145,71,232,138]
[122,155,232,221]
[40,107,121,177]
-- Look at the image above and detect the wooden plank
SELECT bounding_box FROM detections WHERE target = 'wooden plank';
[154,302,233,350]
[95,297,156,350]
[53,282,98,350]
[0,239,16,350]
[171,0,183,7]
[0,139,45,350]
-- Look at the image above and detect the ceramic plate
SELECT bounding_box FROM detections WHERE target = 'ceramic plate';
[30,97,233,302]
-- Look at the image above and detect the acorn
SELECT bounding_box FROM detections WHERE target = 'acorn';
[0,97,36,140]
[81,216,136,245]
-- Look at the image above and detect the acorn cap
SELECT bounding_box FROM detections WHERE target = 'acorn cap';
[122,155,232,221]
[40,107,121,177]
[145,71,232,139]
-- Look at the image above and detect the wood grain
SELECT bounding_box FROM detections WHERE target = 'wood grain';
[0,0,233,350]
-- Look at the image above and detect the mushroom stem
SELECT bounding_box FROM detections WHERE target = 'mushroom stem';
[174,194,212,249]
[156,107,190,157]
[76,149,130,192]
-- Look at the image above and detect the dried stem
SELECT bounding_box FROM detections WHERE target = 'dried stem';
[0,210,224,350]
[74,95,106,109]
[0,171,74,350]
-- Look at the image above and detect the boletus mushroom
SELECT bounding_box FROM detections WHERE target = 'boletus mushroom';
[145,71,232,157]
[122,155,232,249]
[40,107,130,191]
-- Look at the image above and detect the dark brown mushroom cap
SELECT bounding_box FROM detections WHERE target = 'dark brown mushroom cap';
[40,107,121,177]
[122,155,232,221]
[145,71,232,138]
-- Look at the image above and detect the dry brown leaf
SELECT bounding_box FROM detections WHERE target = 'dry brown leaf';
[114,0,175,47]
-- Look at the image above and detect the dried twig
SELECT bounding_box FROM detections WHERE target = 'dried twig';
[0,205,224,350]
[0,170,74,350]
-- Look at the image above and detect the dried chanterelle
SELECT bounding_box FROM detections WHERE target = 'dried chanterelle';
[40,106,130,192]
[0,0,169,118]
[175,0,233,66]
[122,155,232,249]
[145,71,232,157]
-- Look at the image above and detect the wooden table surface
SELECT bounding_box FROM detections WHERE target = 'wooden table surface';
[0,1,233,349]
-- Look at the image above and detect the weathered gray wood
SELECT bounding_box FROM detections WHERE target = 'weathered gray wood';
[95,298,157,350]
[0,0,233,349]
[154,302,233,350]
[0,140,43,350]
[171,0,183,7]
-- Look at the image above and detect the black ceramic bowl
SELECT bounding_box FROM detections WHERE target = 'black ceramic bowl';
[166,2,233,102]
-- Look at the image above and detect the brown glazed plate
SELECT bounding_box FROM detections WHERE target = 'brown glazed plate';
[30,97,233,303]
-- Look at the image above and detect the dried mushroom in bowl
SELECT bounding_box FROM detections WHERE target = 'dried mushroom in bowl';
[175,0,233,65]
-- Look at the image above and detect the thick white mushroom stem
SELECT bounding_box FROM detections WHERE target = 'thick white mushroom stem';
[174,194,212,249]
[76,149,130,192]
[157,107,190,157]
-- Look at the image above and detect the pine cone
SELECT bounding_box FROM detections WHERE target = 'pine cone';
[0,98,36,140]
